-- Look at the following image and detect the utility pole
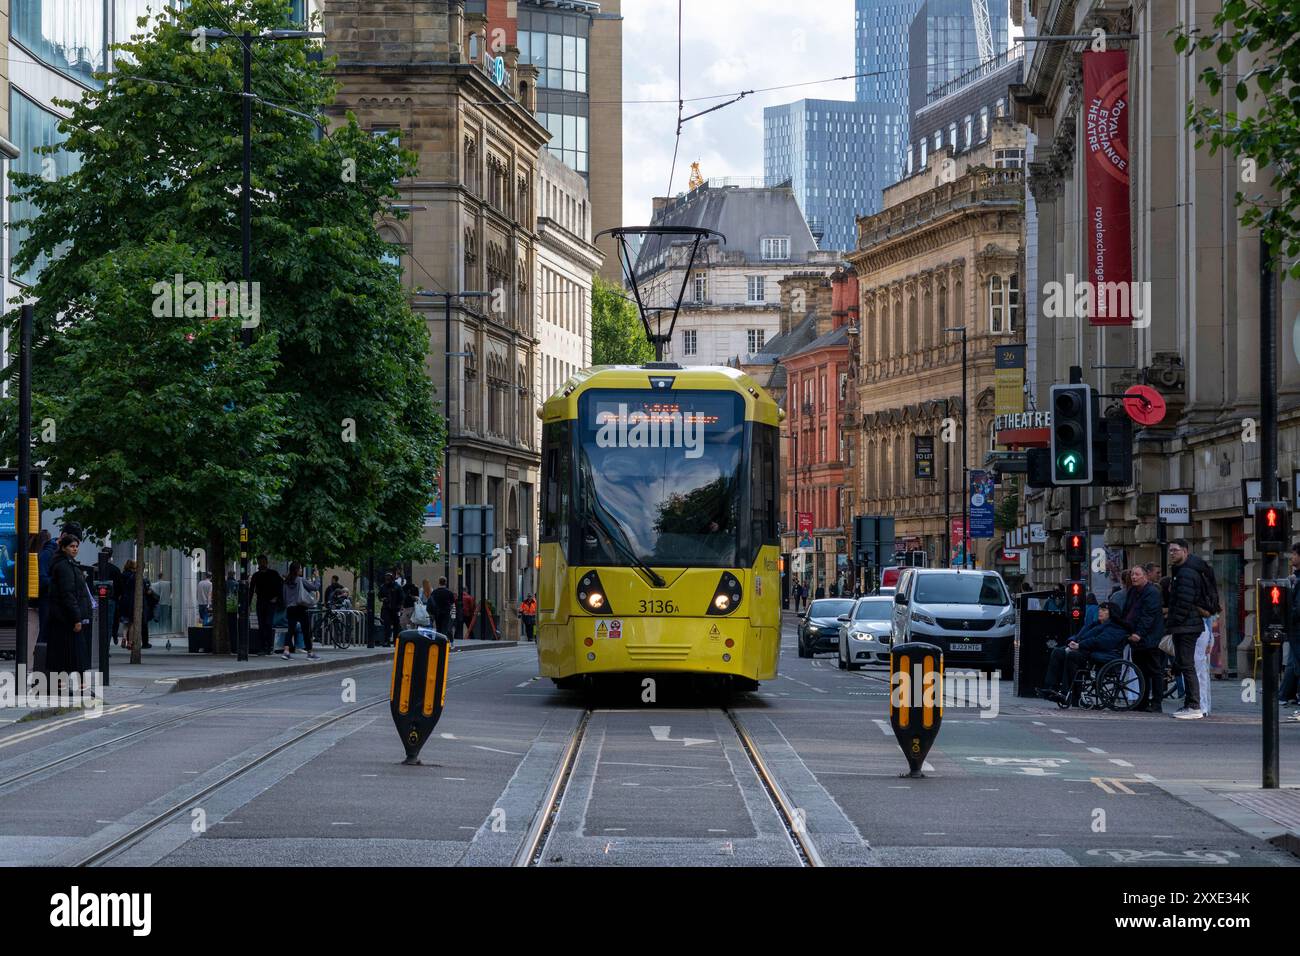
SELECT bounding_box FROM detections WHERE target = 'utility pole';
[945,396,952,568]
[1259,235,1280,790]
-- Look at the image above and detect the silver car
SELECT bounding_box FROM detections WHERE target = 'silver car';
[837,596,895,670]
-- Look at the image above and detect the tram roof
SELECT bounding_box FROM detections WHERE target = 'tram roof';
[538,364,783,427]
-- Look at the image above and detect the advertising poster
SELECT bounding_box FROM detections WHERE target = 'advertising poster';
[969,470,995,539]
[423,471,443,528]
[0,478,17,622]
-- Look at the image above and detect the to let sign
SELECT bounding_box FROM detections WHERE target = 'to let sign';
[914,436,935,480]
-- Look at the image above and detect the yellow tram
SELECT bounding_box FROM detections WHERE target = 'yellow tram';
[535,364,783,690]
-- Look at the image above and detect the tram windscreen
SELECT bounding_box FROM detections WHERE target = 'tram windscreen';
[576,390,744,567]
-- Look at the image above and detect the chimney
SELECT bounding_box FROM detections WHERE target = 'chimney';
[465,11,488,65]
[449,1,466,63]
[518,63,539,113]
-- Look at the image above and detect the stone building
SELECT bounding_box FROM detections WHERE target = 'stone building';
[1014,0,1300,673]
[323,1,549,629]
[634,179,840,366]
[846,114,1027,569]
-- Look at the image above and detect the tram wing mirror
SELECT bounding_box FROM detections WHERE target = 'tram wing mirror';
[888,642,943,779]
[390,628,450,766]
[894,592,908,605]
[837,615,850,623]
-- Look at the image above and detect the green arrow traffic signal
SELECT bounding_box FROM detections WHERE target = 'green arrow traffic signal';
[1058,452,1079,474]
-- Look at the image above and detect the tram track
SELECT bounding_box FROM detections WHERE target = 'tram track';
[48,653,521,867]
[516,703,823,867]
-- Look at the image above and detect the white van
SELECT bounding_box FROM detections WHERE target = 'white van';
[890,568,1016,675]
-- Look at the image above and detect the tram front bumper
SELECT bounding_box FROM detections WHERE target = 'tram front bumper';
[573,615,755,674]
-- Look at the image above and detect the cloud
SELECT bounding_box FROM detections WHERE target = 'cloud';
[621,0,856,226]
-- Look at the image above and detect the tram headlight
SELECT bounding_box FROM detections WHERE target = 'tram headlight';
[707,572,743,616]
[577,571,613,615]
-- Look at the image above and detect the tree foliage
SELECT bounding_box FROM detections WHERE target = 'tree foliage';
[592,275,654,366]
[3,0,444,583]
[1175,0,1300,277]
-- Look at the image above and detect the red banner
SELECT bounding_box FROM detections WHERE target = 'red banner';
[1083,50,1132,326]
[798,512,814,535]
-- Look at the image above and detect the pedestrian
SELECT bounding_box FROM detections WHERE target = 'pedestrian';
[1164,539,1218,719]
[420,578,433,607]
[461,588,476,640]
[1083,592,1099,627]
[35,527,57,645]
[399,573,419,630]
[519,593,537,642]
[196,571,213,627]
[1279,543,1300,707]
[379,573,402,645]
[428,576,455,640]
[792,582,803,614]
[1121,564,1165,712]
[814,584,825,600]
[281,562,320,661]
[250,556,284,656]
[324,574,343,607]
[46,533,91,694]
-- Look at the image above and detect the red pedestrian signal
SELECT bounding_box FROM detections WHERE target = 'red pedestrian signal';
[1066,580,1086,626]
[1258,579,1290,643]
[1254,501,1289,554]
[1065,532,1086,564]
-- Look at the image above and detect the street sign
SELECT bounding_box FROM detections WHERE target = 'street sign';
[1123,384,1166,426]
[1157,494,1190,523]
[452,505,495,557]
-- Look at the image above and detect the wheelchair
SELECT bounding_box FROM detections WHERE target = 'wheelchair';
[1056,645,1147,711]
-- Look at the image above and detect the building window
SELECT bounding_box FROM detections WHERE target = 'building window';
[979,106,989,141]
[838,372,847,401]
[994,148,1025,169]
[13,0,106,87]
[683,329,697,356]
[962,115,973,149]
[995,96,1007,118]
[919,139,927,169]
[747,328,765,353]
[762,237,790,261]
[747,276,766,303]
[693,272,708,303]
[990,275,1019,333]
[1007,273,1019,333]
[947,122,957,150]
[9,88,82,285]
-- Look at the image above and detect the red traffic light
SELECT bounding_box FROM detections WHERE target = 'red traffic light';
[1255,501,1290,553]
[1270,585,1283,606]
[1265,508,1279,528]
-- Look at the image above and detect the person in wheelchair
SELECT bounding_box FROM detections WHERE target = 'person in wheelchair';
[1038,601,1129,705]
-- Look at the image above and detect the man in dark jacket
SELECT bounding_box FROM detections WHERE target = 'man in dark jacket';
[379,573,402,645]
[1164,539,1213,719]
[1122,565,1166,712]
[249,556,284,656]
[1280,543,1300,706]
[47,534,92,691]
[428,577,455,640]
[1038,601,1129,704]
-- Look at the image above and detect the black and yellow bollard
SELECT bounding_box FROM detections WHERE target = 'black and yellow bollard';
[888,641,943,778]
[390,629,450,765]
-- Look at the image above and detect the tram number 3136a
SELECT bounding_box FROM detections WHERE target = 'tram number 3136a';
[638,599,679,614]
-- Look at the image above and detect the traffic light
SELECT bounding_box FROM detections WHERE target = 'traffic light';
[1066,580,1086,626]
[1257,579,1290,644]
[1065,532,1086,565]
[1050,384,1093,485]
[1254,501,1290,555]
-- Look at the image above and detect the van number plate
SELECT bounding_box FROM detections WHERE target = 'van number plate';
[950,642,981,651]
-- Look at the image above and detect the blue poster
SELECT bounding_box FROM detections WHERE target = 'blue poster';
[0,479,18,619]
[969,470,995,539]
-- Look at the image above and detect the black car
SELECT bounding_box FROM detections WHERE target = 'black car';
[797,599,856,658]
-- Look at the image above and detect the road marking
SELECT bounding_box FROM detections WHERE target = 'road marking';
[1065,737,1085,744]
[1109,758,1134,767]
[707,828,728,833]
[330,821,353,826]
[604,828,626,832]
[1049,729,1067,735]
[443,777,467,781]
[603,760,713,771]
[473,745,525,756]
[515,681,532,688]
[979,788,999,792]
[649,726,713,747]
[923,832,946,836]
[1091,776,1144,794]
[781,675,829,694]
[361,773,378,778]
[872,719,893,737]
[1135,772,1158,782]
[1032,721,1045,726]
[888,785,911,789]
[923,761,935,772]
[440,733,458,740]
[1087,747,1107,754]
[92,770,107,773]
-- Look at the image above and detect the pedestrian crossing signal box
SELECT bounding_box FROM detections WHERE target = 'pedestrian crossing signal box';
[1065,532,1086,565]
[1066,580,1086,630]
[390,628,450,765]
[1257,580,1289,646]
[1253,502,1289,555]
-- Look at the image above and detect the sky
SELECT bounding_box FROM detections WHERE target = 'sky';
[620,0,857,226]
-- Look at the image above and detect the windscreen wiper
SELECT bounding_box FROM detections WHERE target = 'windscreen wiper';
[577,451,667,588]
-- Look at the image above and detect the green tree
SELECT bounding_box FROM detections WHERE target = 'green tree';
[592,275,654,365]
[1175,1,1300,276]
[33,241,288,663]
[4,0,444,649]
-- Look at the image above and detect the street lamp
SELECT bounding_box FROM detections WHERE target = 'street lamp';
[943,325,969,568]
[414,289,492,615]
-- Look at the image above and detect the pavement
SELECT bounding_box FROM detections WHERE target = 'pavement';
[0,636,520,725]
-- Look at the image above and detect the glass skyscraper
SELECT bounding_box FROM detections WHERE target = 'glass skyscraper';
[855,0,922,105]
[763,99,904,253]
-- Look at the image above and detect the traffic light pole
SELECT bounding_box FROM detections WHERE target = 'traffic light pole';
[1259,235,1280,790]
